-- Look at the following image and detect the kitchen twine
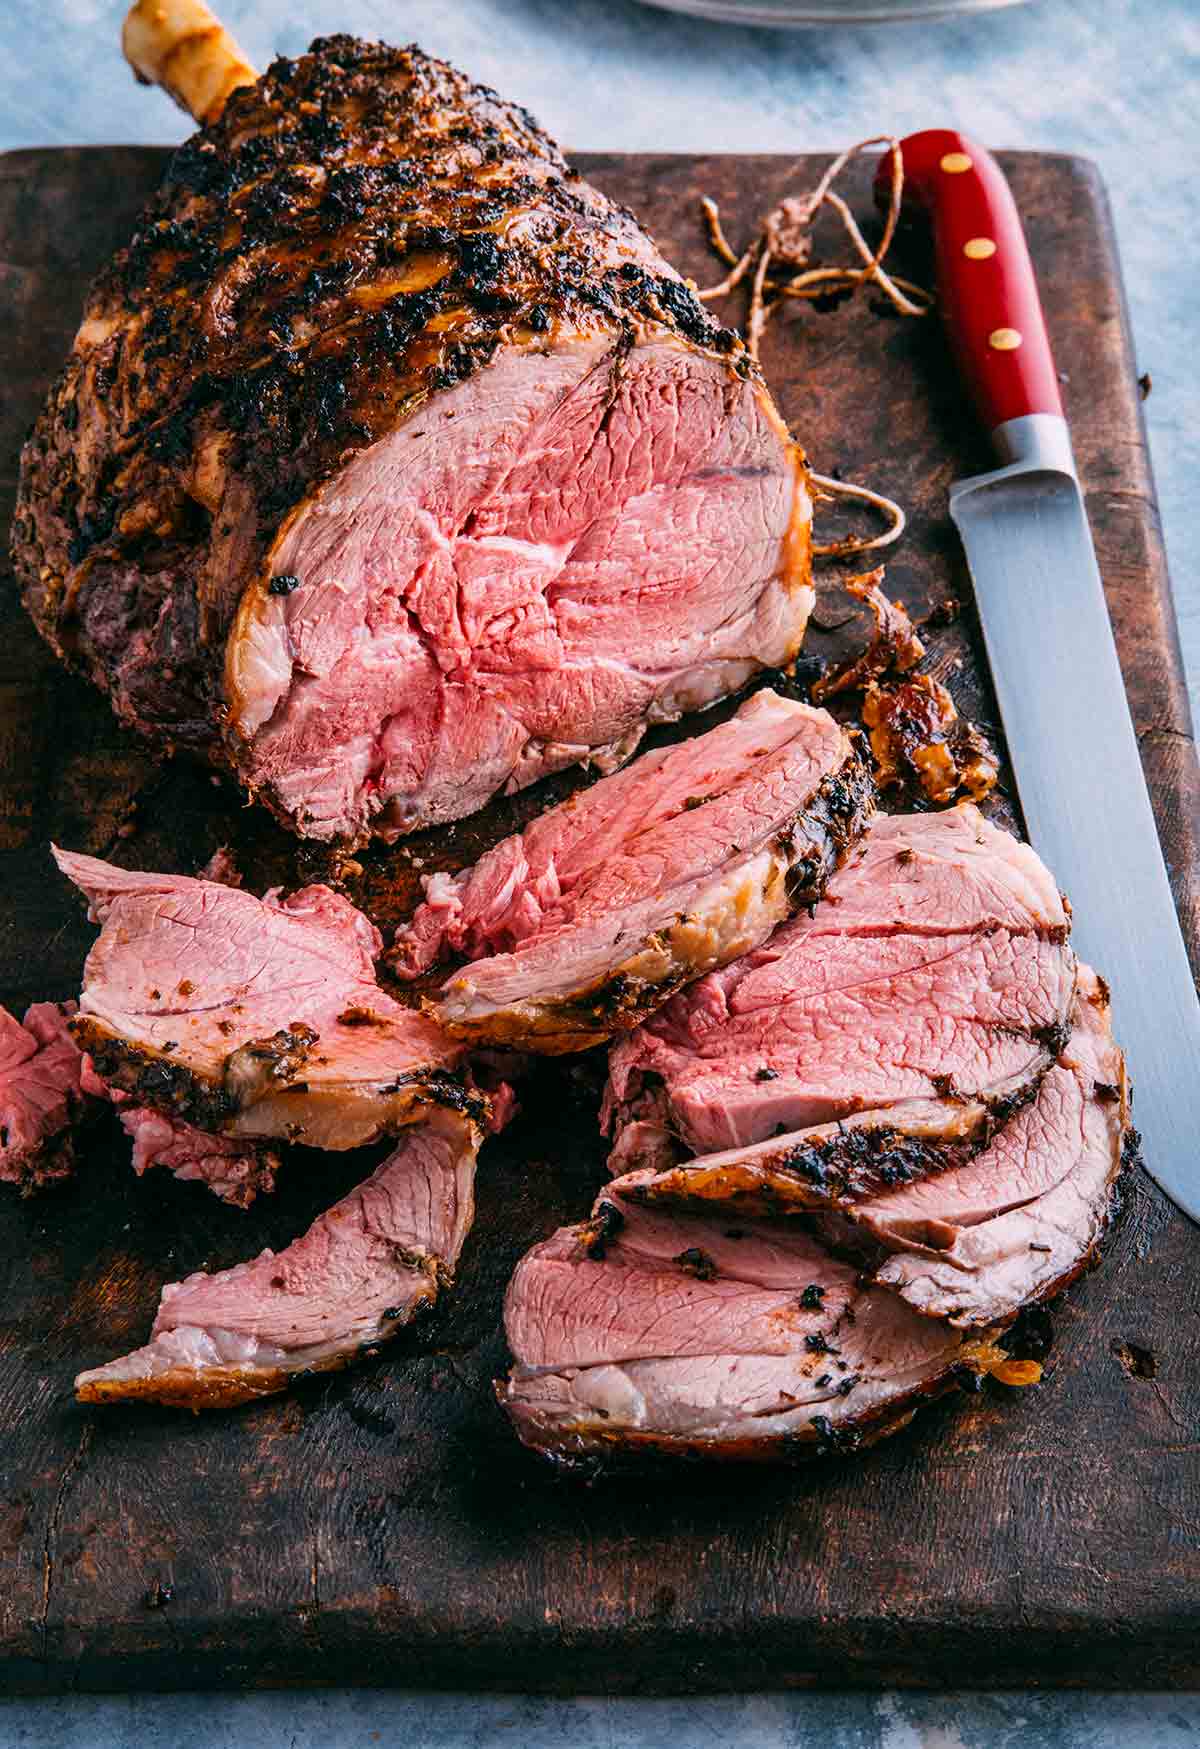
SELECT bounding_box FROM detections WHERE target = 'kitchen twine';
[697,136,932,558]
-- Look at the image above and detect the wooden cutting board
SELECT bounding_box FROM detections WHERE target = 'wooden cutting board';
[0,147,1197,1696]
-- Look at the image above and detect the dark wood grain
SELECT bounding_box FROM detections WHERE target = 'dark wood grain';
[0,147,1197,1697]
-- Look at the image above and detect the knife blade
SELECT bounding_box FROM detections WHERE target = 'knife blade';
[875,130,1200,1222]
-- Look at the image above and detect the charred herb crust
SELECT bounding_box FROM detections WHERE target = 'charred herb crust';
[778,739,876,912]
[71,1014,483,1131]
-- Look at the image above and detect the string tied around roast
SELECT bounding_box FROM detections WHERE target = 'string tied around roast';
[697,136,933,560]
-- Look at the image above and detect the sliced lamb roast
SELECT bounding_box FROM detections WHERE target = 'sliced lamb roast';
[390,690,872,1052]
[604,805,1076,1165]
[500,1172,972,1467]
[623,966,1127,1332]
[76,1110,479,1408]
[56,849,482,1149]
[862,966,1127,1327]
[13,37,813,846]
[0,1001,94,1192]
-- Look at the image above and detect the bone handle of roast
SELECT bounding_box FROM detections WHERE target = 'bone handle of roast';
[122,0,258,124]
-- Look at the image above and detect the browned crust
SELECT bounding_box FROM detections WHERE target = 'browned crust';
[496,1354,966,1473]
[627,1116,991,1218]
[72,1014,486,1132]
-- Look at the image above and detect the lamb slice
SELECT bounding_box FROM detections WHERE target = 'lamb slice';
[0,1001,93,1192]
[500,1172,969,1466]
[604,806,1076,1162]
[55,849,482,1150]
[17,41,813,846]
[76,1112,479,1409]
[864,967,1127,1327]
[391,690,872,1053]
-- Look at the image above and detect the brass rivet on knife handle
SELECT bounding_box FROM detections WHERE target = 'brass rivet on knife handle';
[940,152,974,174]
[964,237,997,260]
[988,327,1023,351]
[122,0,258,125]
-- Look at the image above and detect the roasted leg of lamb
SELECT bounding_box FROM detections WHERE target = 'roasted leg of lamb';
[13,33,813,845]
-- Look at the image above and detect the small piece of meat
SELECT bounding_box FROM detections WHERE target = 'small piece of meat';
[118,1105,279,1209]
[500,1171,970,1466]
[811,568,925,702]
[82,1052,278,1207]
[76,1112,479,1409]
[862,675,998,806]
[0,1001,93,1192]
[863,967,1126,1326]
[55,848,483,1149]
[605,806,1075,1162]
[197,846,242,887]
[391,689,873,1052]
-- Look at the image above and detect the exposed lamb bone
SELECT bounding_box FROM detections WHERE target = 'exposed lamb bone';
[0,1000,96,1192]
[76,1110,481,1409]
[390,689,873,1054]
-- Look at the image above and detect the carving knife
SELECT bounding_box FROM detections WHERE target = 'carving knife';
[874,130,1200,1222]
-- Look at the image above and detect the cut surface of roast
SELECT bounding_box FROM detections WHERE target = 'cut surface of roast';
[13,38,812,845]
[391,689,872,1051]
[0,1001,91,1192]
[56,848,480,1148]
[605,805,1076,1164]
[500,1171,969,1466]
[76,1112,479,1408]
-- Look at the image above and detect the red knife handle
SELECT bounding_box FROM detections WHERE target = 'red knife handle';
[874,129,1063,435]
